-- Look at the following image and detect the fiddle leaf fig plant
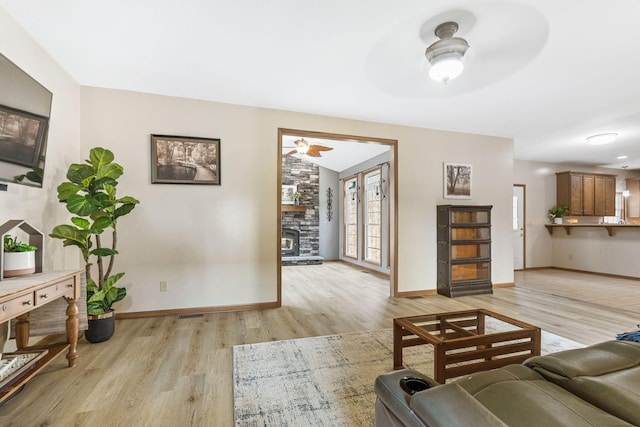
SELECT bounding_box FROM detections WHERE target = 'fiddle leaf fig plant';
[50,147,139,316]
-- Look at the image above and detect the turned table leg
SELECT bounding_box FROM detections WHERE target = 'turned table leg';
[15,313,30,350]
[65,297,79,367]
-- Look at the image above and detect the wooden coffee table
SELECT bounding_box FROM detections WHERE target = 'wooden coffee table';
[393,309,541,383]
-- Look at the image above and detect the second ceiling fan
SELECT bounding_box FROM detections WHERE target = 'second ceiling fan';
[285,138,333,157]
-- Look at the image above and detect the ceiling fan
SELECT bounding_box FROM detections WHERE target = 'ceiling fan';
[284,138,333,157]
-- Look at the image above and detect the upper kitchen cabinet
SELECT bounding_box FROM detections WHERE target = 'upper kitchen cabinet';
[556,171,616,216]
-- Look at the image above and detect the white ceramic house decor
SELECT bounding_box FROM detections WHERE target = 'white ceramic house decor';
[0,219,44,280]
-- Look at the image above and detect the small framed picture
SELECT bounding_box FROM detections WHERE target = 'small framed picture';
[151,135,220,185]
[0,104,48,168]
[281,184,297,205]
[444,162,472,199]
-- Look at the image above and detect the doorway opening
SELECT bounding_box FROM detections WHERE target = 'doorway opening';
[277,128,398,304]
[513,184,526,270]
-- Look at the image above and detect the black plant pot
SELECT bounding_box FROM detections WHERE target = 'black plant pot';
[85,311,116,343]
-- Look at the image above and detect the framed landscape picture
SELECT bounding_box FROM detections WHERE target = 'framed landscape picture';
[444,162,472,199]
[0,104,48,168]
[151,134,220,185]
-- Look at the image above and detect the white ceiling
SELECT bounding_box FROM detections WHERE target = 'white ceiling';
[2,0,640,170]
[282,135,390,173]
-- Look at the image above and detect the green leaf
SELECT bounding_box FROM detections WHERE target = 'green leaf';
[90,176,118,194]
[114,203,136,219]
[87,302,105,316]
[57,182,82,201]
[86,278,98,292]
[25,170,43,184]
[97,163,123,180]
[90,216,112,233]
[66,164,94,185]
[89,147,114,170]
[71,217,90,230]
[49,225,90,247]
[91,248,118,257]
[90,192,112,208]
[118,196,140,205]
[66,194,100,216]
[103,272,125,289]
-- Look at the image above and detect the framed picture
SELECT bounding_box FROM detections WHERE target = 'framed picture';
[0,104,48,168]
[151,134,220,185]
[444,162,472,199]
[282,184,297,205]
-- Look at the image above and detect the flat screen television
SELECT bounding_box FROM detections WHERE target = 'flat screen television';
[0,52,52,188]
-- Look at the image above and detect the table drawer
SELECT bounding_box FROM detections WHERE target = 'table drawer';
[0,294,36,322]
[35,278,75,306]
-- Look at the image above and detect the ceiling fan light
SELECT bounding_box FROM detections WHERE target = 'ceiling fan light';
[424,22,469,84]
[428,53,465,83]
[586,133,617,145]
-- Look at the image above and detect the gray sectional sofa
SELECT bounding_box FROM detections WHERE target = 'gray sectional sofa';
[374,340,640,427]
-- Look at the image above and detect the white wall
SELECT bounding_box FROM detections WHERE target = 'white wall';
[319,167,339,260]
[0,8,81,272]
[514,159,640,269]
[80,87,514,312]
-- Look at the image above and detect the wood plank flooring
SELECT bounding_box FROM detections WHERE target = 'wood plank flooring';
[0,263,637,426]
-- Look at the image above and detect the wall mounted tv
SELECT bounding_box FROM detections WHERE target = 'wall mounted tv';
[0,52,52,188]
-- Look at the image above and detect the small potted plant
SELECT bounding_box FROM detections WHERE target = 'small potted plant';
[3,235,37,278]
[292,191,301,206]
[548,205,569,224]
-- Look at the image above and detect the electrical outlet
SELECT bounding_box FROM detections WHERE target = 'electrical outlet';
[160,281,168,292]
[568,254,574,260]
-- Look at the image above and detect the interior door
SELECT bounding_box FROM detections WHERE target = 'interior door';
[513,185,525,270]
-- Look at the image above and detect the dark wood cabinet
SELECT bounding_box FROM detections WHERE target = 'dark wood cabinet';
[557,171,616,216]
[437,205,492,298]
[594,175,616,216]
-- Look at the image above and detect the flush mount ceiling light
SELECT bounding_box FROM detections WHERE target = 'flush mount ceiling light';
[425,22,470,83]
[586,133,618,145]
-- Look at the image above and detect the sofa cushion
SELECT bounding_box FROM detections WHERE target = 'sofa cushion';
[524,340,640,425]
[449,364,633,426]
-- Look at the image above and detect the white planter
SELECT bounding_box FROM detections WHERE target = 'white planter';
[3,251,36,278]
[553,217,563,224]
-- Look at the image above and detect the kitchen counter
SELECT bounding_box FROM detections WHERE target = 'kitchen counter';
[545,223,640,237]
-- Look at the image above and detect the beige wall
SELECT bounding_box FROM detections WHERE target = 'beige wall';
[80,87,514,313]
[0,8,82,272]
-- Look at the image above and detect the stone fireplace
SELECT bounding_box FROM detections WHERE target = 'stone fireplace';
[282,155,323,266]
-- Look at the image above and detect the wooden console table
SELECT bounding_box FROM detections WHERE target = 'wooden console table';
[0,270,83,403]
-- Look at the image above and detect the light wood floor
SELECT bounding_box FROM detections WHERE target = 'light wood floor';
[0,264,637,426]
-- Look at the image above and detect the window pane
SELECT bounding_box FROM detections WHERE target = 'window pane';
[364,169,381,264]
[344,177,358,258]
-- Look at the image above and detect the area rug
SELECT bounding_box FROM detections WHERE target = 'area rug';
[233,326,583,426]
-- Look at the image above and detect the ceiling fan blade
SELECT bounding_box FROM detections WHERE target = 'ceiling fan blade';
[308,145,333,152]
[285,149,299,156]
[306,150,322,157]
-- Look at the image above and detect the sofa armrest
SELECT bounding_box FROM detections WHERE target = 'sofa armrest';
[411,384,509,427]
[374,369,507,427]
[374,369,436,427]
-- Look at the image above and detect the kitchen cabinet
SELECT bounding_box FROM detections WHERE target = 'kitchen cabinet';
[556,171,616,216]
